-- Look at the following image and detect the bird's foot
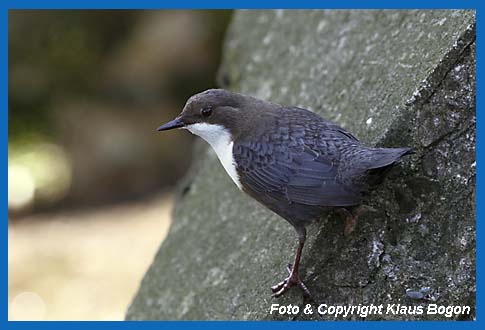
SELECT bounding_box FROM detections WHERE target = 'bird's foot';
[344,216,357,236]
[345,205,379,235]
[271,264,311,298]
[338,205,378,236]
[336,209,357,236]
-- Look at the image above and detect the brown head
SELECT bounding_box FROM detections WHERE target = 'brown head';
[157,89,279,140]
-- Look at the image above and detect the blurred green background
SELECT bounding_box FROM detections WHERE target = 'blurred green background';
[8,10,232,320]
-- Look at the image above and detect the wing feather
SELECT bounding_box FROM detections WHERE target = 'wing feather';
[234,141,361,207]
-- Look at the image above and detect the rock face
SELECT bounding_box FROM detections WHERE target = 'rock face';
[126,10,475,320]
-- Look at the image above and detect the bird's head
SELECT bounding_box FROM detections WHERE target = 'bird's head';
[157,89,274,142]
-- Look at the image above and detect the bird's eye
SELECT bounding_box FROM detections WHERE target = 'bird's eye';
[200,107,212,117]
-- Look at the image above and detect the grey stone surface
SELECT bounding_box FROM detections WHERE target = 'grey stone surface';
[126,10,475,320]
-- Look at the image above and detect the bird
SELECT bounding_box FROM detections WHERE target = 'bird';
[157,89,413,298]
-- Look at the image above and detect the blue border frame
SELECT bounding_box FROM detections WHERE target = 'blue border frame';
[4,0,480,328]
[2,0,481,9]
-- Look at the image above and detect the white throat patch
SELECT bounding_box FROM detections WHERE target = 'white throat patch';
[186,123,242,189]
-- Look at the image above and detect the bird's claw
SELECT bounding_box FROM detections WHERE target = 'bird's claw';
[271,279,288,294]
[270,264,292,294]
[344,216,357,236]
[271,264,311,298]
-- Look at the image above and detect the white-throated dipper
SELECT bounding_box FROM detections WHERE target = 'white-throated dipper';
[157,89,413,298]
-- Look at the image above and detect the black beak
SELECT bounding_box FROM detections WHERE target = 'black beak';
[156,117,185,131]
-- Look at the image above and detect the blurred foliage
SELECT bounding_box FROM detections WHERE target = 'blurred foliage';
[8,10,232,211]
[8,11,234,320]
[9,10,232,143]
[9,10,137,141]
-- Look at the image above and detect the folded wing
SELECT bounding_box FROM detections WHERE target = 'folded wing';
[233,140,362,207]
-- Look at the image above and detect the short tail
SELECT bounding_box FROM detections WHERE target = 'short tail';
[363,147,413,187]
[366,147,414,170]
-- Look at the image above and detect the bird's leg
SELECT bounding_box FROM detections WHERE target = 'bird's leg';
[336,208,356,236]
[338,205,378,236]
[271,228,311,298]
